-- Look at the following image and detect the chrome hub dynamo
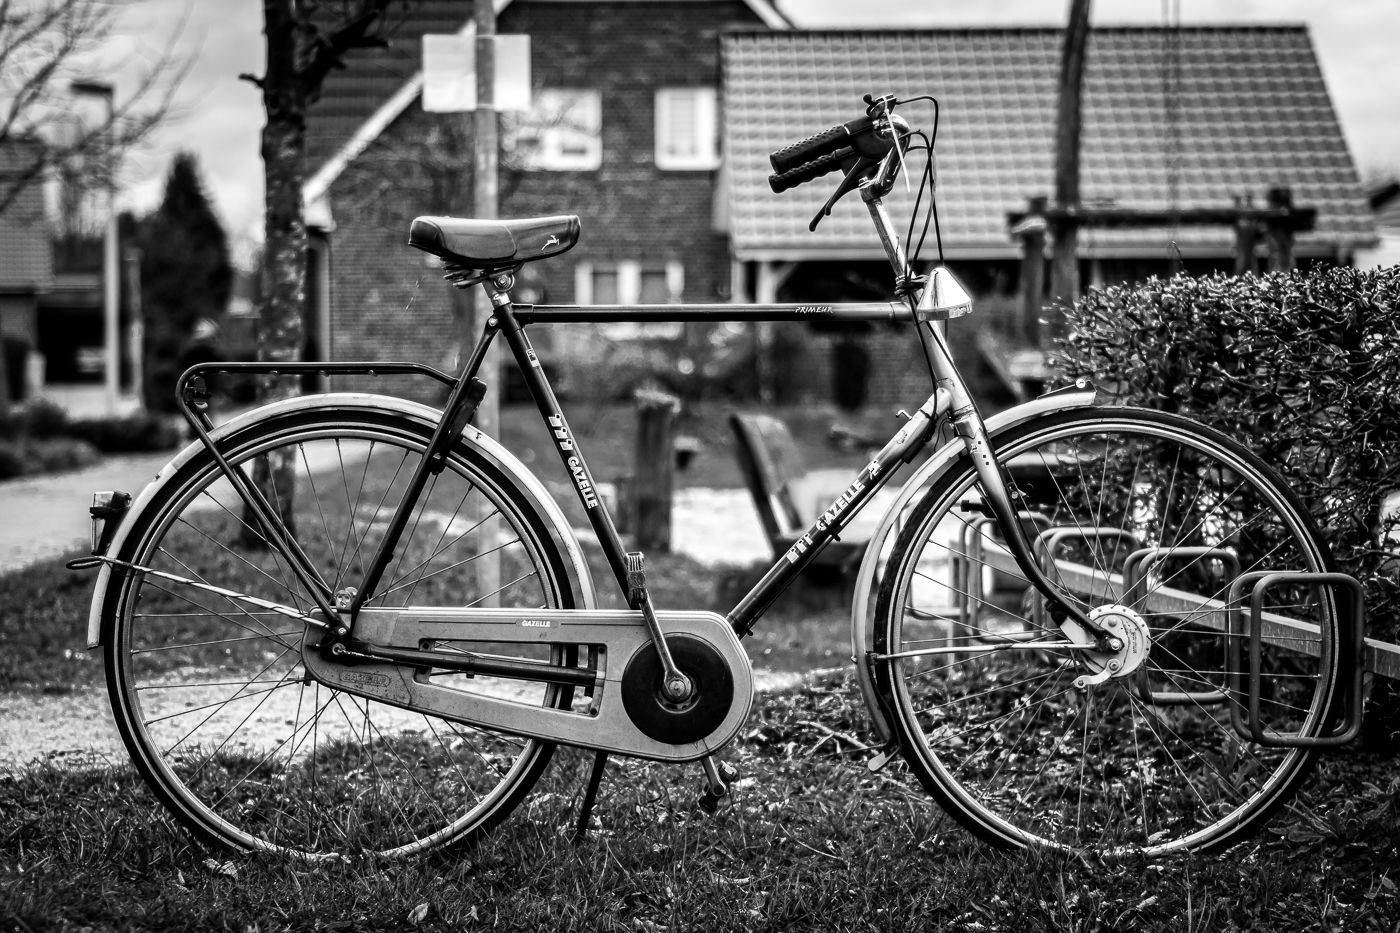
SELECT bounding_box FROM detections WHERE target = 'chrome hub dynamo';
[1072,604,1151,689]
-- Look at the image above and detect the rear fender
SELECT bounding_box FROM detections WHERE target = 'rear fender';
[850,390,1099,744]
[86,393,597,647]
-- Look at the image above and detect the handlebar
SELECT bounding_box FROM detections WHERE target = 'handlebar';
[765,95,909,196]
[768,117,873,175]
[766,95,915,230]
[768,148,850,193]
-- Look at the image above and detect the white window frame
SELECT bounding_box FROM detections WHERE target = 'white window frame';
[575,260,685,339]
[505,89,602,172]
[654,87,719,171]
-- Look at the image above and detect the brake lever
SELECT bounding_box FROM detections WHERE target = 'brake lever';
[808,155,880,231]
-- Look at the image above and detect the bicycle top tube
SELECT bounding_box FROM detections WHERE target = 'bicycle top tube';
[512,302,915,324]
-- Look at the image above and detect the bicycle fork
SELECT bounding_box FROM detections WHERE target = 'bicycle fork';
[913,316,1117,649]
[863,180,1116,650]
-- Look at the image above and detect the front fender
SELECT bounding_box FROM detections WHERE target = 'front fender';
[86,393,597,647]
[850,390,1099,744]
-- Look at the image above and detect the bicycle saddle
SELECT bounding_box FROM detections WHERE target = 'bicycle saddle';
[408,214,581,269]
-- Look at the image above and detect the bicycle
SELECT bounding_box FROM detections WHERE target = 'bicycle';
[71,93,1364,861]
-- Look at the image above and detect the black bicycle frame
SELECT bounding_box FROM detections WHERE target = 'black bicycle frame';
[174,146,1096,650]
[487,288,952,637]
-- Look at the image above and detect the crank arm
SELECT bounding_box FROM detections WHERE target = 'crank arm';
[300,606,755,763]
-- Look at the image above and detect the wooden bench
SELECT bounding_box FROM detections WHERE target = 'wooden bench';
[728,412,878,573]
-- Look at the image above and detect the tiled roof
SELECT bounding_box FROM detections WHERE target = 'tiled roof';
[723,27,1376,260]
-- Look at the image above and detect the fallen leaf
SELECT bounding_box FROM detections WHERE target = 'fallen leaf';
[203,858,238,879]
[407,903,429,925]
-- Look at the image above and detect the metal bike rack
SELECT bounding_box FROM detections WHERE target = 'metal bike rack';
[968,539,1400,682]
[1030,527,1141,628]
[951,509,1051,636]
[1226,571,1366,748]
[1122,546,1239,707]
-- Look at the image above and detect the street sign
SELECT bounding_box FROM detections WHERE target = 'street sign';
[423,34,530,112]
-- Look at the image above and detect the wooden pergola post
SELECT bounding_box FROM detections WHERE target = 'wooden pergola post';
[1233,194,1259,276]
[1264,186,1298,272]
[1011,196,1048,346]
[1048,0,1092,324]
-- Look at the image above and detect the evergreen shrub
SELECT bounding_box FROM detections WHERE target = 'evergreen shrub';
[1056,266,1400,655]
[0,398,179,461]
[65,413,181,453]
[0,438,99,479]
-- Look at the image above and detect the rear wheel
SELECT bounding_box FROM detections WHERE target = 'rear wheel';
[874,408,1339,856]
[102,408,580,859]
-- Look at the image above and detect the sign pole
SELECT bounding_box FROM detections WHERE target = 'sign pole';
[473,0,501,603]
[473,0,499,439]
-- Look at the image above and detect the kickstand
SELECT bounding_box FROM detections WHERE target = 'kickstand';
[571,751,609,844]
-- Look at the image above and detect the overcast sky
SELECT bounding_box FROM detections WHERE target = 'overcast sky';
[110,0,1400,266]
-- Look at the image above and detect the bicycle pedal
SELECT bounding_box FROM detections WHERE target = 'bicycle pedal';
[625,551,647,607]
[697,789,725,815]
[696,757,737,813]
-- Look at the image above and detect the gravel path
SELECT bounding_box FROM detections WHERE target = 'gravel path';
[0,451,174,574]
[0,669,808,770]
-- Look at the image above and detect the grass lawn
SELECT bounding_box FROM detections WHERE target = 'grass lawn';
[2,675,1397,931]
[4,397,1399,930]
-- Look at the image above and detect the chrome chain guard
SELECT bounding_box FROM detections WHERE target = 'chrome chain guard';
[301,607,754,762]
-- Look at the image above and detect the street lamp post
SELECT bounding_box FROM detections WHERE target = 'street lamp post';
[71,80,120,414]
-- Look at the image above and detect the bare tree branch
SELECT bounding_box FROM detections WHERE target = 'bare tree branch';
[0,0,190,218]
[297,5,390,100]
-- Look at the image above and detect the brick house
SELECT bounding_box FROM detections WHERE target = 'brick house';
[0,143,55,400]
[304,0,789,401]
[307,17,1376,408]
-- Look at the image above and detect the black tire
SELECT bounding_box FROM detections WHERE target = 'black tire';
[101,408,579,859]
[873,407,1339,857]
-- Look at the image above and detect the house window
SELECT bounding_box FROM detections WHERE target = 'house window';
[505,89,602,171]
[575,261,685,338]
[654,88,718,170]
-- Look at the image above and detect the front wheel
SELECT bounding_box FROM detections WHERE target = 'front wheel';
[873,408,1338,857]
[101,407,581,859]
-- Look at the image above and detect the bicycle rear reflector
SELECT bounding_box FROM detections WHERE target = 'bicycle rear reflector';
[89,491,131,556]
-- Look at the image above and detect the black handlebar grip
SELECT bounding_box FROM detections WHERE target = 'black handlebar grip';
[769,124,848,174]
[768,149,849,193]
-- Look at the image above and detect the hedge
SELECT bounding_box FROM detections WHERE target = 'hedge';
[0,437,99,479]
[1056,265,1400,659]
[0,399,180,454]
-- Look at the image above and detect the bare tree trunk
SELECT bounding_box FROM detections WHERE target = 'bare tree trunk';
[239,0,398,548]
[241,0,309,546]
[259,0,309,378]
[1048,0,1092,333]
